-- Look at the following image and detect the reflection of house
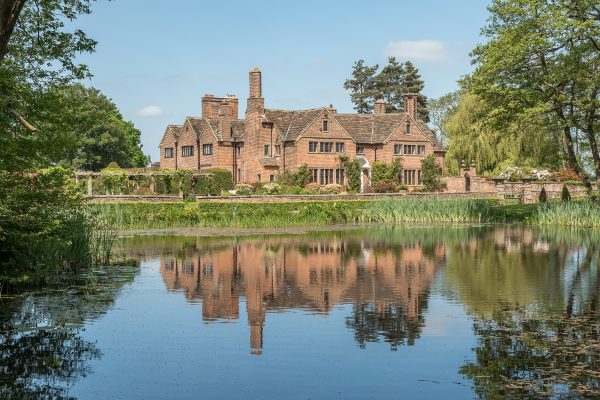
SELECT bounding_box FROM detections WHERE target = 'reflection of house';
[159,236,444,354]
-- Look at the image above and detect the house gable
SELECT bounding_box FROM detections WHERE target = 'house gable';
[295,109,355,143]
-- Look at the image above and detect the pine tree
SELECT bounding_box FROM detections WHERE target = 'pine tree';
[401,61,429,121]
[374,57,404,112]
[344,60,379,114]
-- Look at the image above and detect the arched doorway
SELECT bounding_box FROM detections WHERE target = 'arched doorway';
[464,173,471,192]
[357,156,370,192]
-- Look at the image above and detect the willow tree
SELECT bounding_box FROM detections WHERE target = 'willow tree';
[444,93,561,175]
[464,0,600,184]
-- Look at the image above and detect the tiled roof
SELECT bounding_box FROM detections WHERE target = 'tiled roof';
[164,109,445,151]
[264,108,323,141]
[231,120,246,141]
[160,125,182,145]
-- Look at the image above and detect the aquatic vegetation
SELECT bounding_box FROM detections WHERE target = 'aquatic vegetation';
[529,200,600,227]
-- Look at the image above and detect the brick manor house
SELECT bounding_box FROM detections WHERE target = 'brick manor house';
[159,68,446,191]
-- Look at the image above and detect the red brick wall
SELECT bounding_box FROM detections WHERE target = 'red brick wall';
[177,122,199,170]
[159,129,177,169]
[294,112,355,171]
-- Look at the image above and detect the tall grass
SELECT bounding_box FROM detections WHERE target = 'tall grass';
[360,198,497,224]
[528,200,600,227]
[91,198,500,230]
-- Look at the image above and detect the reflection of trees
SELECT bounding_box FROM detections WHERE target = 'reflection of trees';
[0,327,101,399]
[0,260,140,399]
[462,310,600,399]
[454,234,600,399]
[346,299,428,350]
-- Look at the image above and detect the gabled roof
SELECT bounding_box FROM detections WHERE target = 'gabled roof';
[159,124,182,146]
[264,108,323,141]
[334,113,409,144]
[202,118,246,142]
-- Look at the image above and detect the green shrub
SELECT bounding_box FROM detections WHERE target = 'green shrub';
[320,184,345,194]
[561,185,571,202]
[371,159,403,185]
[539,187,548,203]
[421,155,443,191]
[277,164,311,188]
[263,182,282,195]
[368,182,398,193]
[304,182,321,193]
[235,183,254,196]
[339,154,361,192]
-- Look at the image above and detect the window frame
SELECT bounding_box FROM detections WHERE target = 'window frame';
[202,144,213,156]
[182,145,194,157]
[309,141,318,153]
[393,144,402,155]
[319,142,333,153]
[264,144,270,157]
[356,145,365,155]
[335,142,345,153]
[322,119,329,132]
[164,147,174,158]
[275,144,281,156]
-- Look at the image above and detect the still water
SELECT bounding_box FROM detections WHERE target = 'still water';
[1,225,599,399]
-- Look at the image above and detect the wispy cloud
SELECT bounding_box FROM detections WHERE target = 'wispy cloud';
[384,40,447,61]
[137,105,164,117]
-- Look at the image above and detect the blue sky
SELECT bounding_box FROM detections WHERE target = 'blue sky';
[74,0,490,162]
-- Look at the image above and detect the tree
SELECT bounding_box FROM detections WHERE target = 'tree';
[465,0,600,184]
[444,93,561,175]
[374,57,404,112]
[345,58,430,120]
[401,61,429,121]
[343,60,379,114]
[52,84,149,170]
[428,91,460,144]
[421,154,443,191]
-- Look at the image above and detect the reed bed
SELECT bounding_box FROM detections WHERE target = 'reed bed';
[529,200,600,227]
[359,198,497,224]
[92,198,500,230]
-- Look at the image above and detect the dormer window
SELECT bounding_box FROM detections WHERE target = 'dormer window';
[322,118,329,132]
[405,121,411,135]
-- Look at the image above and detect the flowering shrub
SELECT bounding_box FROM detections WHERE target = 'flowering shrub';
[497,167,551,181]
[304,182,321,193]
[234,183,254,196]
[263,183,282,195]
[552,168,580,182]
[320,184,345,194]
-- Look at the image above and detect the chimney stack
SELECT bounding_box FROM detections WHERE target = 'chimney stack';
[219,103,232,138]
[202,94,238,119]
[374,99,386,115]
[246,67,265,115]
[404,93,418,119]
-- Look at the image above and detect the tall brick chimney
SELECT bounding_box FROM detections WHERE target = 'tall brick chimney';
[219,103,232,138]
[374,99,386,115]
[246,67,264,115]
[404,93,418,119]
[202,94,238,119]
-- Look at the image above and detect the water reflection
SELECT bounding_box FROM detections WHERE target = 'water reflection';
[151,232,445,354]
[0,262,140,399]
[1,226,599,399]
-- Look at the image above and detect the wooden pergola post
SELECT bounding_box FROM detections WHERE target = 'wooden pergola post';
[87,173,93,196]
[150,174,156,194]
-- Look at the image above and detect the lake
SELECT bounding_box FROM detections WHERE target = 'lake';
[1,225,599,399]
